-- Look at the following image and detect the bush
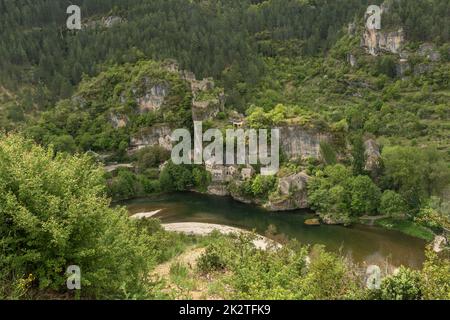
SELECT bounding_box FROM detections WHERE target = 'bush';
[379,267,422,300]
[0,134,155,299]
[380,190,408,218]
[197,244,228,274]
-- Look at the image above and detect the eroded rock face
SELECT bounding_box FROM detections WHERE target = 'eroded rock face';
[137,84,169,112]
[129,125,172,154]
[418,43,441,62]
[192,94,225,121]
[163,60,224,121]
[278,127,330,160]
[433,235,448,253]
[265,172,310,211]
[396,59,411,78]
[362,28,405,56]
[414,63,433,76]
[109,113,128,129]
[103,16,124,28]
[364,139,381,172]
[347,53,358,68]
[207,183,230,196]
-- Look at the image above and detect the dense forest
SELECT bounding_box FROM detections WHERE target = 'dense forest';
[0,0,449,300]
[1,0,448,108]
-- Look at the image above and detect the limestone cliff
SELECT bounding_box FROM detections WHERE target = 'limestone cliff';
[265,172,310,211]
[362,28,405,56]
[278,126,331,160]
[128,125,172,154]
[364,139,382,173]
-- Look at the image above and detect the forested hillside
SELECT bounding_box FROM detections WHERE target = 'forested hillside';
[1,0,448,109]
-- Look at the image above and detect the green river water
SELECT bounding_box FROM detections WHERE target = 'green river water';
[124,192,426,269]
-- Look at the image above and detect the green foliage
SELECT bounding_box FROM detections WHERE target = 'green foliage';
[192,166,211,193]
[379,267,422,300]
[108,169,141,200]
[195,235,365,300]
[320,142,337,165]
[197,243,228,274]
[0,134,155,299]
[380,190,408,218]
[251,175,277,199]
[416,197,450,230]
[308,165,381,221]
[351,135,366,175]
[375,56,397,78]
[375,218,434,241]
[159,162,193,192]
[349,175,381,216]
[381,146,450,210]
[421,250,450,300]
[135,146,170,173]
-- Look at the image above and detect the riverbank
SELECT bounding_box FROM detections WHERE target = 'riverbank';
[162,222,281,250]
[123,193,427,268]
[372,218,435,242]
[119,191,437,243]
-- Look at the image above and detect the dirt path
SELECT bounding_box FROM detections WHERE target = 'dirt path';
[152,247,206,278]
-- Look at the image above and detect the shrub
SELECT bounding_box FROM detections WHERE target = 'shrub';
[0,134,155,299]
[197,244,228,274]
[379,267,422,300]
[380,190,408,218]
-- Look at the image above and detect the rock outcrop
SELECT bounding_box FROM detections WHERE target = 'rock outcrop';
[163,60,225,121]
[414,63,433,76]
[396,59,411,78]
[265,172,310,211]
[136,83,169,113]
[109,113,128,128]
[192,95,225,121]
[364,139,382,172]
[433,235,448,253]
[207,184,230,196]
[347,53,358,68]
[278,127,331,160]
[417,43,441,62]
[362,28,405,56]
[129,125,172,154]
[103,16,124,28]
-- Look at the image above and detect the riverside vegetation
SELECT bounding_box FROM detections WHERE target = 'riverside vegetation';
[0,0,449,299]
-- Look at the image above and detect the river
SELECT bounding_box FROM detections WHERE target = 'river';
[123,192,426,269]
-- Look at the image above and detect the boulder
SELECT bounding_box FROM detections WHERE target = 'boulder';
[304,218,321,226]
[266,172,310,211]
[433,235,448,253]
[207,184,230,196]
[347,53,358,68]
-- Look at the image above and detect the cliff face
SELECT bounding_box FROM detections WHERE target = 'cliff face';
[278,126,331,160]
[362,28,405,56]
[136,83,169,113]
[128,125,172,154]
[164,61,225,121]
[364,139,382,173]
[265,172,310,211]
